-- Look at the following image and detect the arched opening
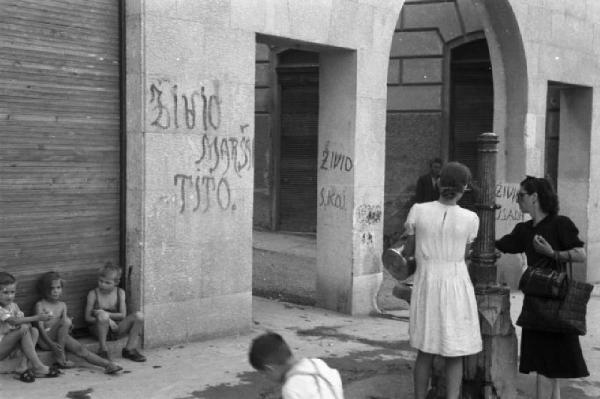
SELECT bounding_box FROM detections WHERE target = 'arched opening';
[449,39,493,180]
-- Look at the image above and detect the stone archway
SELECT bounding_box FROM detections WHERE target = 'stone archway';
[472,0,528,183]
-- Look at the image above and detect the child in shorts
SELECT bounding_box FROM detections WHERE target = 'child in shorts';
[84,262,146,362]
[34,271,122,374]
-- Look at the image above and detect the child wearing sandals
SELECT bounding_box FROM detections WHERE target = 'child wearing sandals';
[84,262,146,362]
[249,332,344,399]
[0,271,60,382]
[34,271,123,374]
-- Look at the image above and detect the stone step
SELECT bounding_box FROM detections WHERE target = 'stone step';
[0,336,127,374]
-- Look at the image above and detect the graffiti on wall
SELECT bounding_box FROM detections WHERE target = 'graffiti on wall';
[320,141,353,173]
[318,141,352,213]
[318,186,347,211]
[356,204,382,225]
[146,78,253,215]
[495,183,526,222]
[173,124,252,214]
[148,78,222,131]
[356,204,382,247]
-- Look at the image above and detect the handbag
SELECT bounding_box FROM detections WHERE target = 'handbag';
[516,252,593,335]
[518,256,568,299]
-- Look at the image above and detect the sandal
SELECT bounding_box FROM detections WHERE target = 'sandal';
[104,363,123,375]
[17,369,36,383]
[53,360,76,369]
[34,365,61,378]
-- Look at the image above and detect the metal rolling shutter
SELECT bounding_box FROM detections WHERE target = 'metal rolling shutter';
[278,68,319,232]
[0,0,121,329]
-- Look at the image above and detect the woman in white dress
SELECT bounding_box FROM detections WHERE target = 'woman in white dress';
[402,162,482,399]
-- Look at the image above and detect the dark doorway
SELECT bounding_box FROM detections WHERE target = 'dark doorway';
[545,84,560,189]
[276,50,319,232]
[449,39,493,179]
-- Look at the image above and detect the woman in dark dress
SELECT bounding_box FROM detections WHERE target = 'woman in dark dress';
[496,177,588,399]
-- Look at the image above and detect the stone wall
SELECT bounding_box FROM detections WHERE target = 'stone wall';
[485,0,600,284]
[126,0,402,346]
[253,43,274,230]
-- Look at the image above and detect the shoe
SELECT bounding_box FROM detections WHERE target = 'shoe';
[104,363,123,375]
[97,349,110,360]
[33,365,61,378]
[122,348,146,362]
[17,369,35,383]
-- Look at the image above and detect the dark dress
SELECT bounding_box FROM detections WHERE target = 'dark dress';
[495,214,589,378]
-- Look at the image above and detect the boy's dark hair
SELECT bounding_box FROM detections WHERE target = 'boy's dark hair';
[37,271,63,298]
[439,162,471,200]
[520,176,559,215]
[99,262,122,283]
[430,157,443,167]
[249,332,293,371]
[0,272,16,288]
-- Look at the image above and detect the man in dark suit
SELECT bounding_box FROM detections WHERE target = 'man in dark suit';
[415,158,443,203]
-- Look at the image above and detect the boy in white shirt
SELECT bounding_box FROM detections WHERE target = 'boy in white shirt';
[249,332,344,399]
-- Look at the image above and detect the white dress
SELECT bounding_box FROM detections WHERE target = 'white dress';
[405,201,482,356]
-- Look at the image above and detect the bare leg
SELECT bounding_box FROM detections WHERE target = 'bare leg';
[16,326,38,372]
[444,356,463,399]
[535,374,553,399]
[64,335,110,368]
[414,351,434,399]
[54,319,74,367]
[550,378,561,399]
[93,311,111,352]
[0,326,27,373]
[11,325,50,374]
[117,311,144,351]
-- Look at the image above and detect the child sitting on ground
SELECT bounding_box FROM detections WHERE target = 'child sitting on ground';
[34,271,123,374]
[0,271,60,382]
[84,262,146,362]
[249,332,344,399]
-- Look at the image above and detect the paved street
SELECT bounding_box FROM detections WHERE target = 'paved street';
[1,294,598,399]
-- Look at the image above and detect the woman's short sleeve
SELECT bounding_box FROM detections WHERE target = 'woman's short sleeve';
[557,216,584,249]
[404,204,418,235]
[467,213,480,243]
[495,223,526,254]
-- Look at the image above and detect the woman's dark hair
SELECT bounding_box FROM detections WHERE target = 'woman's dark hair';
[438,162,471,200]
[249,332,293,370]
[37,271,63,299]
[520,176,559,215]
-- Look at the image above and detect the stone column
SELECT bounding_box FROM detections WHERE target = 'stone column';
[462,132,518,399]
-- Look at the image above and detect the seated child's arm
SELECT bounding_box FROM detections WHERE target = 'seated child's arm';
[6,303,51,326]
[34,301,57,348]
[84,290,98,324]
[110,288,127,322]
